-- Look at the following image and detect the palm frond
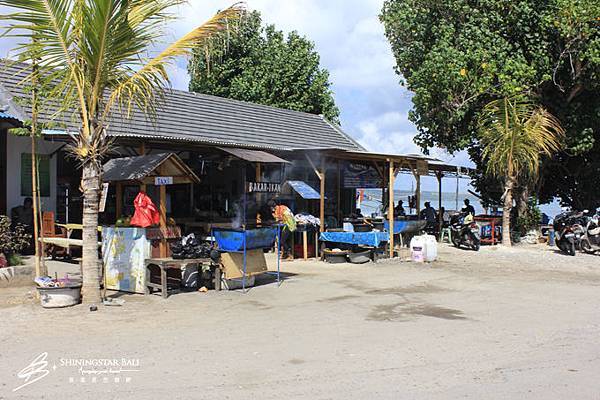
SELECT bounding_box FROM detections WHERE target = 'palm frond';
[478,95,564,181]
[104,2,246,119]
[2,0,245,165]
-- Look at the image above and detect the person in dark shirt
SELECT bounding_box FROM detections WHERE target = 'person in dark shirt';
[462,199,476,216]
[351,208,364,219]
[394,200,406,216]
[11,197,34,233]
[420,202,437,223]
[257,199,276,225]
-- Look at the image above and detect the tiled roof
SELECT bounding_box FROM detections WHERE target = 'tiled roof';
[0,61,364,151]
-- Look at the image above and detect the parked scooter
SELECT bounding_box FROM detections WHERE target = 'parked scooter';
[580,209,600,254]
[553,210,585,256]
[450,212,481,251]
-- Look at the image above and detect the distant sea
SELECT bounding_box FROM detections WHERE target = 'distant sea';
[358,189,562,218]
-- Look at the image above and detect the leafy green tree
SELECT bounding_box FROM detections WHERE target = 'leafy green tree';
[381,0,600,209]
[478,95,564,245]
[189,11,340,124]
[1,0,244,303]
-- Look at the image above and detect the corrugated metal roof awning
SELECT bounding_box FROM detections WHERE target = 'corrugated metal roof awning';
[0,111,22,128]
[218,147,290,163]
[285,181,321,200]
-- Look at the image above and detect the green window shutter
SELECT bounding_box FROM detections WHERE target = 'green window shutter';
[21,153,50,197]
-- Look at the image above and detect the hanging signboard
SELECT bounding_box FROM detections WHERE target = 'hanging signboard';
[154,176,173,186]
[246,182,281,194]
[342,162,382,189]
[99,182,109,213]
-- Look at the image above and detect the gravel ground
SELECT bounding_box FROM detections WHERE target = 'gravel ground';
[1,243,599,399]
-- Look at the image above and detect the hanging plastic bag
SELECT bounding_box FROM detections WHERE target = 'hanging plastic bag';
[130,192,160,228]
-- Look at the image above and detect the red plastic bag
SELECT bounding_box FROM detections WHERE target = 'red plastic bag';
[130,192,160,228]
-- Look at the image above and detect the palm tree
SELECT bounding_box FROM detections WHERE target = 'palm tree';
[1,0,245,303]
[478,95,564,246]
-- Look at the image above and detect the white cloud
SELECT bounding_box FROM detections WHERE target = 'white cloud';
[0,0,474,172]
[354,111,420,154]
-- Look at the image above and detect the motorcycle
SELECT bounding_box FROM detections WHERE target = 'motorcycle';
[450,212,481,251]
[553,210,586,256]
[580,209,600,254]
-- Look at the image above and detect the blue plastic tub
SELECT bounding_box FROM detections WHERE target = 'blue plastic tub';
[213,227,278,252]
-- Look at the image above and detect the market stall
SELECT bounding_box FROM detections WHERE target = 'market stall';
[101,152,201,294]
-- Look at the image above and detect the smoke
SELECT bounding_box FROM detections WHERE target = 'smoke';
[231,202,243,229]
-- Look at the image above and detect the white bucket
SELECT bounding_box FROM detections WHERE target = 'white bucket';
[37,285,82,308]
[410,235,426,262]
[423,235,438,262]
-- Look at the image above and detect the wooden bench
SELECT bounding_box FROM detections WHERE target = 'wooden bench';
[144,258,218,299]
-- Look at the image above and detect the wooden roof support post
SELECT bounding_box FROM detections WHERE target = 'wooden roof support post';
[319,158,326,233]
[255,162,261,225]
[436,171,443,234]
[337,160,341,223]
[382,162,388,214]
[411,166,421,215]
[115,182,123,220]
[388,160,395,258]
[139,143,147,192]
[158,164,168,258]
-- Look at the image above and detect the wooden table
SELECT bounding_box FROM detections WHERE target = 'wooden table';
[144,257,216,299]
[293,225,319,261]
[53,224,103,256]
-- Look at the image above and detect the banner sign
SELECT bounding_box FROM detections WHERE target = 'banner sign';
[246,182,281,193]
[342,162,382,189]
[99,182,109,213]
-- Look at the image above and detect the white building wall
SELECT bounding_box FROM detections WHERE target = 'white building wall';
[6,134,63,213]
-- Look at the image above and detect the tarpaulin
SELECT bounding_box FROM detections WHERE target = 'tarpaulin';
[319,231,389,247]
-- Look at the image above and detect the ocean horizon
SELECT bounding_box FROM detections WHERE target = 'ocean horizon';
[358,189,562,218]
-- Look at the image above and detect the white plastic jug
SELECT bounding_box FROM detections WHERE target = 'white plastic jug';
[423,234,438,262]
[410,235,425,262]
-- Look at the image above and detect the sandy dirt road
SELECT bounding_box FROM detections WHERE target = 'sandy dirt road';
[1,244,599,399]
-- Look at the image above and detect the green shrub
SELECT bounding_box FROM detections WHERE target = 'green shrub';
[0,215,31,258]
[515,198,542,235]
[7,253,24,266]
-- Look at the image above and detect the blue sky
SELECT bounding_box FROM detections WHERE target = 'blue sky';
[170,0,476,193]
[0,0,475,194]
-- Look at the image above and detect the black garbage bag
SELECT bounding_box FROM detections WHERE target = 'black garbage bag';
[170,233,216,259]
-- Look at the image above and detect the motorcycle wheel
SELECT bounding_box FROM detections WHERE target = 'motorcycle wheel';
[451,234,460,248]
[471,237,481,252]
[580,240,595,254]
[567,241,576,256]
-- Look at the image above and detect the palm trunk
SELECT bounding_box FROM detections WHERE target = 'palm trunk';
[81,162,102,304]
[502,176,515,246]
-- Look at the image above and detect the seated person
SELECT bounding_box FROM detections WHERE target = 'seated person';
[419,202,437,224]
[11,197,34,233]
[439,207,450,227]
[462,199,476,216]
[394,200,406,217]
[351,208,364,219]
